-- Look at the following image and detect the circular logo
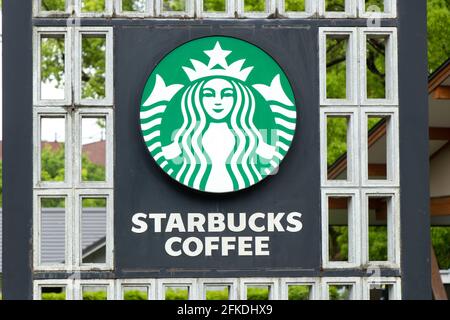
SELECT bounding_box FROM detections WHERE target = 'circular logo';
[140,36,297,193]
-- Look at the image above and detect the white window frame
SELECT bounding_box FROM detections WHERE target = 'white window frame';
[363,277,401,300]
[33,280,74,300]
[157,279,199,300]
[361,189,400,268]
[33,28,73,107]
[199,278,239,300]
[74,27,114,106]
[240,278,279,300]
[117,279,156,300]
[358,0,397,19]
[320,107,359,187]
[196,0,236,18]
[74,108,114,189]
[74,0,114,17]
[74,279,116,300]
[318,0,357,18]
[360,28,398,105]
[319,28,358,106]
[280,278,320,300]
[277,0,316,18]
[114,0,154,17]
[322,277,362,300]
[361,107,399,187]
[33,190,73,271]
[237,0,276,18]
[155,0,196,17]
[74,189,114,270]
[34,0,73,17]
[34,108,73,189]
[322,189,361,268]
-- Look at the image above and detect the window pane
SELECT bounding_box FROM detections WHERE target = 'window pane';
[327,116,349,180]
[431,227,450,270]
[326,35,348,99]
[247,285,270,300]
[41,35,65,101]
[41,286,66,300]
[122,0,147,12]
[82,286,108,300]
[163,0,186,12]
[205,286,230,300]
[368,116,389,180]
[328,197,350,262]
[123,286,149,300]
[326,0,345,11]
[244,0,266,12]
[329,284,352,300]
[365,0,385,12]
[82,35,106,100]
[81,197,107,264]
[368,197,389,262]
[165,286,189,300]
[81,117,106,182]
[41,0,66,11]
[40,117,66,182]
[370,284,392,300]
[285,0,305,12]
[40,198,66,265]
[81,0,106,12]
[288,285,312,300]
[367,35,387,99]
[204,0,226,12]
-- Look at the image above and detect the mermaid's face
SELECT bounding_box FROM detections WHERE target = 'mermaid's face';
[201,79,235,120]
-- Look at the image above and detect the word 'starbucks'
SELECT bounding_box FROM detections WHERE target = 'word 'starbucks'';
[140,37,297,193]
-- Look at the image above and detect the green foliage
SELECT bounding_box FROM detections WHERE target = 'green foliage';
[41,144,65,182]
[427,0,450,72]
[165,288,189,300]
[204,0,226,12]
[244,0,265,12]
[82,37,106,99]
[83,290,107,300]
[285,0,305,12]
[329,226,349,261]
[124,290,148,300]
[326,117,347,166]
[41,0,66,11]
[81,0,106,12]
[206,288,229,300]
[42,292,66,300]
[431,227,450,269]
[82,153,106,182]
[365,0,384,11]
[247,287,269,300]
[329,285,351,300]
[325,0,345,12]
[369,226,388,261]
[40,37,65,90]
[163,0,186,12]
[122,0,146,12]
[288,285,311,300]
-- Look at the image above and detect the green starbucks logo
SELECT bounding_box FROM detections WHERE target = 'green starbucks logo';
[140,36,297,193]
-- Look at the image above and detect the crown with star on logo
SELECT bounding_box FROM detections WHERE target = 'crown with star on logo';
[182,41,254,82]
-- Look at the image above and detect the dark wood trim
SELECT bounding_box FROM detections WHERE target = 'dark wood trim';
[430,196,450,216]
[429,64,450,93]
[432,86,450,100]
[431,245,448,300]
[429,127,450,141]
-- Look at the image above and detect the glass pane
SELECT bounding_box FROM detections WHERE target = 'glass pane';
[40,117,65,182]
[123,286,149,300]
[81,117,106,182]
[244,0,266,12]
[247,285,270,300]
[368,197,389,262]
[329,285,352,300]
[288,285,312,300]
[367,35,387,99]
[163,0,186,12]
[122,0,147,12]
[81,0,106,12]
[82,35,106,100]
[205,286,230,300]
[431,227,450,270]
[327,116,349,180]
[81,197,107,264]
[41,287,66,300]
[326,35,348,99]
[368,116,388,180]
[41,35,65,101]
[40,198,66,265]
[204,0,226,12]
[326,0,345,11]
[285,0,305,12]
[365,0,385,12]
[41,0,66,11]
[328,197,350,262]
[82,286,108,300]
[165,286,189,300]
[370,284,392,300]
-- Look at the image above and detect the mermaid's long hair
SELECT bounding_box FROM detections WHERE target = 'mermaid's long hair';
[172,77,265,191]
